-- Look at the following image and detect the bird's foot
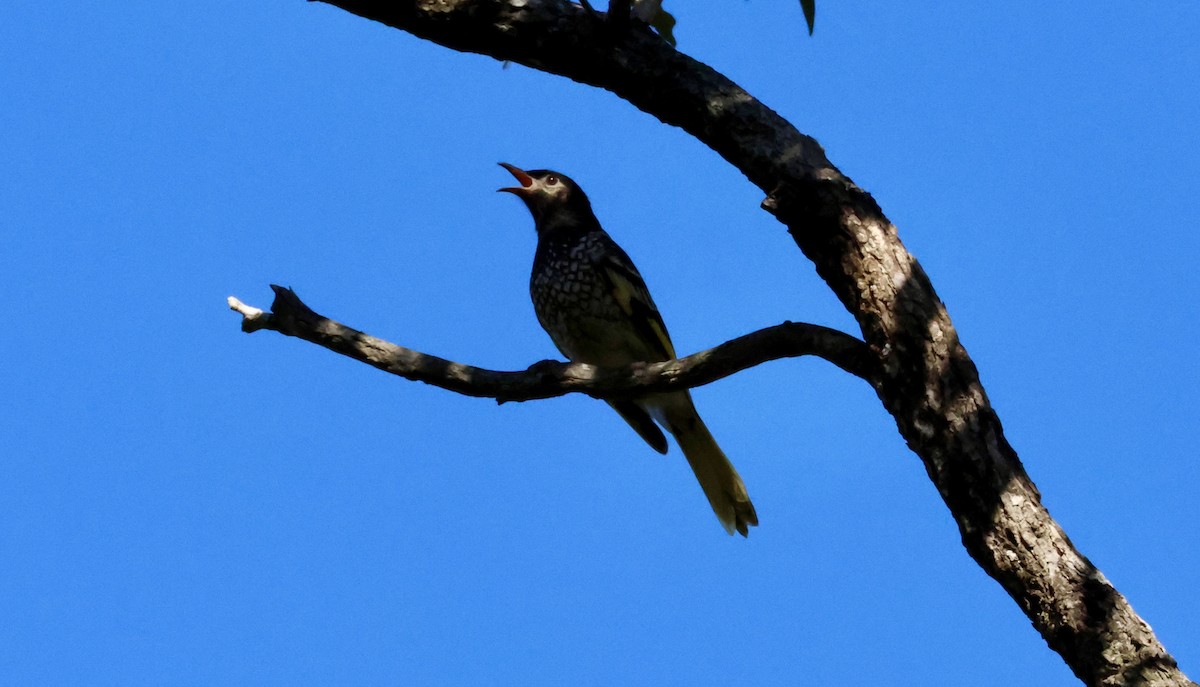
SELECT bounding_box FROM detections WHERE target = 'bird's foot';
[525,358,564,378]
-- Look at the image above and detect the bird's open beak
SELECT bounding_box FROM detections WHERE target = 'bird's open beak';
[498,162,534,196]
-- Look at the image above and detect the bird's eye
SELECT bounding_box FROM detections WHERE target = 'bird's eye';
[546,175,559,186]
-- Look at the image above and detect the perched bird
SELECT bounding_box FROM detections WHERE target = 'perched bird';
[498,163,758,536]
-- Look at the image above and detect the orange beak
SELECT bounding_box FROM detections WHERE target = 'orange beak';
[498,162,534,196]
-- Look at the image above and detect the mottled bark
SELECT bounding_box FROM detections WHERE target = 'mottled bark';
[236,1,1192,684]
[227,287,874,402]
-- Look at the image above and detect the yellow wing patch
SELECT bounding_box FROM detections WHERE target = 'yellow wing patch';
[603,261,676,361]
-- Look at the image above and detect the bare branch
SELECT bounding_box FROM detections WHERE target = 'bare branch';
[267,1,1193,684]
[228,285,876,402]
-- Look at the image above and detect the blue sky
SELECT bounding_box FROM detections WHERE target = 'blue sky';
[3,2,1197,684]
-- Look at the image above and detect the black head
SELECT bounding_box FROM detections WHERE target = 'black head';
[498,163,596,233]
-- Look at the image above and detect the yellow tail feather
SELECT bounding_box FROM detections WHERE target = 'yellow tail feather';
[660,397,758,536]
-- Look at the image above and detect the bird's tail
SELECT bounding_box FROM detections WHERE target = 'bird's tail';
[657,395,758,537]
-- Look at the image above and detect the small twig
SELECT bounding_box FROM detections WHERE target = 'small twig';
[226,297,271,332]
[228,285,877,403]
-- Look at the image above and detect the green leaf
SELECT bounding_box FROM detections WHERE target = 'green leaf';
[800,0,815,35]
[650,7,677,47]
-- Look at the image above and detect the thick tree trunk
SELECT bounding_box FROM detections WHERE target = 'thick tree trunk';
[278,1,1193,684]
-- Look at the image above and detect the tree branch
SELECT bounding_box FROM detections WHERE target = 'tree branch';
[275,1,1193,684]
[228,286,875,402]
